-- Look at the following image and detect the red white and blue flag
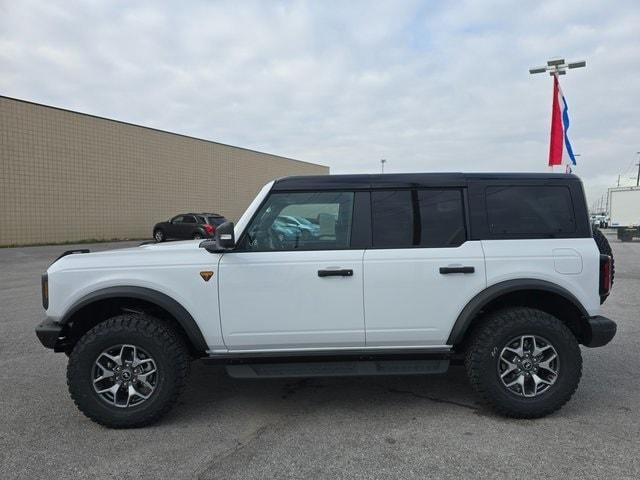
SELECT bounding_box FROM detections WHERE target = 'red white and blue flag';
[548,74,577,172]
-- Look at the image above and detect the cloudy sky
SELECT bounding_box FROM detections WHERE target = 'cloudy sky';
[1,0,639,207]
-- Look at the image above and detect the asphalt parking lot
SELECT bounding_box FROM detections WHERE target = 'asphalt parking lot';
[1,233,639,479]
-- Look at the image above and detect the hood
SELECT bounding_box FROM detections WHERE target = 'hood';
[48,240,217,273]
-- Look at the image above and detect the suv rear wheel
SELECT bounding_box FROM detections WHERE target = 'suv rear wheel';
[67,313,190,428]
[465,307,582,418]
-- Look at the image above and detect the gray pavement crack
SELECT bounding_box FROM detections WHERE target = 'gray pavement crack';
[194,422,277,479]
[386,387,479,411]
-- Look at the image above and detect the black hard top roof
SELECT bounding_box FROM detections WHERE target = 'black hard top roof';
[272,172,581,191]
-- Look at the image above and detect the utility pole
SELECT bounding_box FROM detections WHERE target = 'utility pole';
[380,159,387,174]
[636,152,640,187]
[617,174,621,187]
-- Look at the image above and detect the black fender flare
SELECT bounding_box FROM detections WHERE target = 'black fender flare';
[60,286,209,353]
[446,279,590,345]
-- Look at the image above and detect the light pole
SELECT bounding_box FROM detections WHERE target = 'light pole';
[529,58,586,76]
[380,159,387,174]
[529,58,586,173]
[636,152,640,187]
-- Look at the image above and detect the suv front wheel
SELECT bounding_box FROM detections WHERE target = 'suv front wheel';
[154,229,165,242]
[67,313,190,428]
[465,307,582,418]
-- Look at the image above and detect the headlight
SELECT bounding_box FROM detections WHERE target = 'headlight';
[41,273,48,310]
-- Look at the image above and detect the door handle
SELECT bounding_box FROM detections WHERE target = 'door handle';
[318,269,354,278]
[439,266,475,274]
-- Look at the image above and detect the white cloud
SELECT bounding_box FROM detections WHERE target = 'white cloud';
[1,0,639,208]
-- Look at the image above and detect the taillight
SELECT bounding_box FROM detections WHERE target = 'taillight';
[203,224,214,234]
[599,254,612,296]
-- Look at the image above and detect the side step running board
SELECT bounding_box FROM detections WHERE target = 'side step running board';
[225,359,449,379]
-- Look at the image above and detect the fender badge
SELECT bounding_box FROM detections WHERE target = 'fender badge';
[200,271,214,282]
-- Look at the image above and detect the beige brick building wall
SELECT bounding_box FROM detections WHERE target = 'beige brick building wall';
[0,96,328,246]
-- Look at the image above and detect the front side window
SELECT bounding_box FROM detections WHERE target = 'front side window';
[240,191,355,251]
[172,216,184,223]
[372,189,466,248]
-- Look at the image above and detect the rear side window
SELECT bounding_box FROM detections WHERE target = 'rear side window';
[417,190,466,247]
[372,189,466,248]
[486,186,575,235]
[183,215,197,224]
[371,191,414,247]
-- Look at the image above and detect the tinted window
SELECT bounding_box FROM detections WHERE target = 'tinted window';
[371,190,414,247]
[372,189,465,248]
[172,216,184,223]
[486,186,575,235]
[183,215,197,224]
[207,216,226,226]
[417,189,466,247]
[241,191,354,251]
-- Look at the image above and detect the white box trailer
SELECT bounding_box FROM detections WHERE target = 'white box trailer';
[608,186,640,241]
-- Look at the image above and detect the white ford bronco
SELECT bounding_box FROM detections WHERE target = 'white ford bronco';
[36,173,616,428]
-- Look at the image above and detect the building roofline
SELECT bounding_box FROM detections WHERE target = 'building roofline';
[0,95,328,169]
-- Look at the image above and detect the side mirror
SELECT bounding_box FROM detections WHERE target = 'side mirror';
[199,221,235,253]
[216,221,235,249]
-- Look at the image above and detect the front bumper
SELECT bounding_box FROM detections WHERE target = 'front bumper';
[35,318,64,350]
[584,315,617,348]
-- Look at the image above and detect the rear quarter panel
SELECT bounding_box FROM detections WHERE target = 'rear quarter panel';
[481,238,600,316]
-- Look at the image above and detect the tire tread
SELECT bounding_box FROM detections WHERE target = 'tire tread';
[465,307,582,419]
[67,313,190,428]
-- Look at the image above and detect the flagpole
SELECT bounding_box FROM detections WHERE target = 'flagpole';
[529,58,586,173]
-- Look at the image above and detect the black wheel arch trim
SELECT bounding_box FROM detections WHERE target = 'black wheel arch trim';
[60,286,209,354]
[447,279,590,345]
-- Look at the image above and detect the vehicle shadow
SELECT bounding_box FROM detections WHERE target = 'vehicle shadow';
[168,361,483,425]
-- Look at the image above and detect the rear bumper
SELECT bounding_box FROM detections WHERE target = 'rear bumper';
[35,318,64,350]
[584,315,617,348]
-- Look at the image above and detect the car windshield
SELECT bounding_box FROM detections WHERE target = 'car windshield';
[208,216,226,226]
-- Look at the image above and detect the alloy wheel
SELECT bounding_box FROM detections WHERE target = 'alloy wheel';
[92,344,158,408]
[497,335,559,398]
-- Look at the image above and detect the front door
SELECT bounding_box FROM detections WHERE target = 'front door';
[168,216,184,238]
[363,188,487,346]
[218,190,365,351]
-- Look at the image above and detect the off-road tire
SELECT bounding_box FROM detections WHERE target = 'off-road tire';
[67,313,190,428]
[465,307,582,419]
[593,228,615,300]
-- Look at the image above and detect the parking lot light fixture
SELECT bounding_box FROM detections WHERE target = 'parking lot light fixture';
[529,58,586,77]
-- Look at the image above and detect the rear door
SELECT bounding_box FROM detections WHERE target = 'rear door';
[363,188,486,347]
[180,215,198,238]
